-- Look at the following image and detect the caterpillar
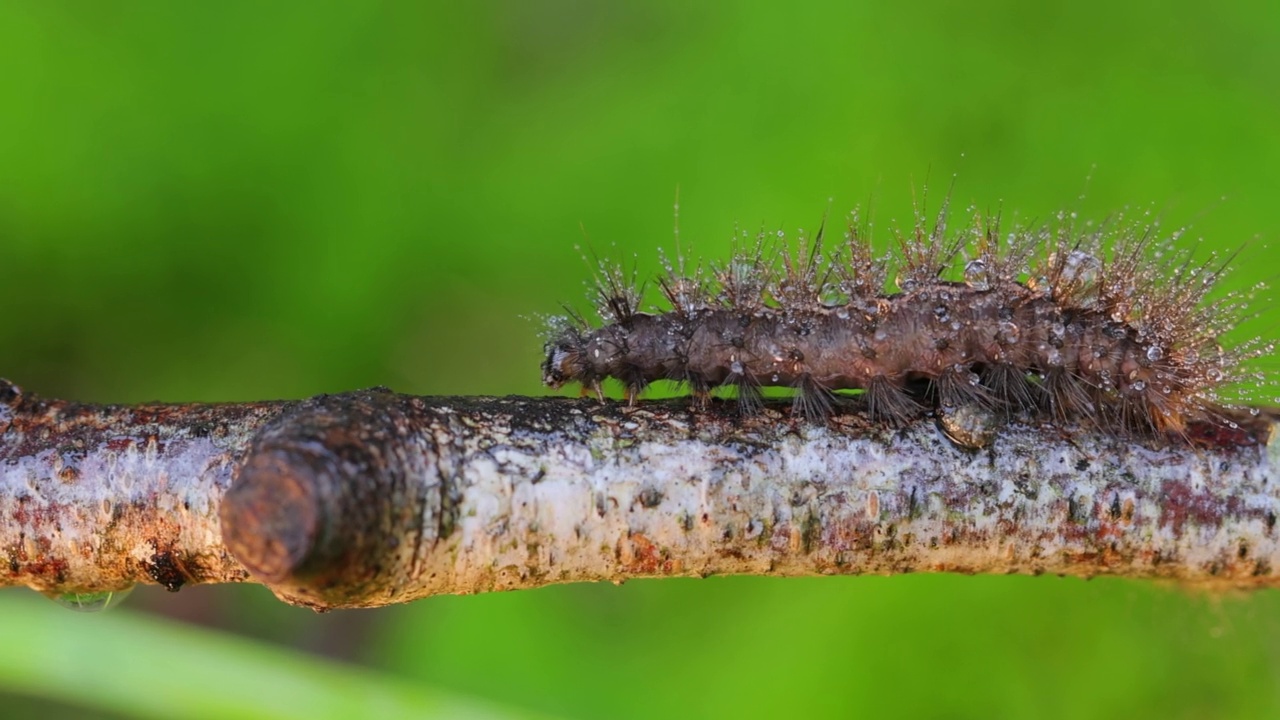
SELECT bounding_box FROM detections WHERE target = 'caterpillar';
[541,192,1272,447]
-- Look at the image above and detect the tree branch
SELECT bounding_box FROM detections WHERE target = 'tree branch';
[2,378,1277,610]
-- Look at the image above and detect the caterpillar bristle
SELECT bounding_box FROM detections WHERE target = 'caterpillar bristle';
[679,372,713,411]
[586,251,644,325]
[896,189,965,291]
[688,385,712,412]
[613,361,649,406]
[542,190,1273,447]
[721,371,763,416]
[866,376,924,427]
[793,374,835,422]
[1043,369,1096,426]
[657,247,709,317]
[714,228,773,313]
[981,363,1040,414]
[839,214,890,301]
[937,365,993,411]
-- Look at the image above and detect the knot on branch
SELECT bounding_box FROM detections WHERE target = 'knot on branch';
[220,389,445,609]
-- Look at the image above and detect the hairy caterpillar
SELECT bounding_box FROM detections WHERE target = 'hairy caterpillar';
[541,192,1272,447]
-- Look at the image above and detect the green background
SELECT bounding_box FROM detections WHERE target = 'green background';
[2,2,1280,718]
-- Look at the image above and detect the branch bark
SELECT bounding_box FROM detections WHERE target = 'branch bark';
[2,377,1277,610]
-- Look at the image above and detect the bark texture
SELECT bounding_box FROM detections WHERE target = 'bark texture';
[2,377,1278,611]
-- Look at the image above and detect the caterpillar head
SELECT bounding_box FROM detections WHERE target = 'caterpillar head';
[541,333,587,389]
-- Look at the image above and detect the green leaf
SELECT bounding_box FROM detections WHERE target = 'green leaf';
[0,592,548,720]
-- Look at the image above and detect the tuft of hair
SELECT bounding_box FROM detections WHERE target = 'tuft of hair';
[792,374,836,423]
[865,376,925,426]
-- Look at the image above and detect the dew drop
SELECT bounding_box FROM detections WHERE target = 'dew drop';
[819,284,850,308]
[730,360,745,375]
[963,259,990,290]
[45,586,134,613]
[1146,346,1164,362]
[996,321,1021,345]
[1060,250,1102,286]
[1130,381,1147,392]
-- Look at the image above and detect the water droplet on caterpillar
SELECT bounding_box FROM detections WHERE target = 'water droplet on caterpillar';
[1060,250,1102,286]
[44,587,134,612]
[1146,346,1164,362]
[996,322,1021,345]
[819,284,850,308]
[963,259,990,290]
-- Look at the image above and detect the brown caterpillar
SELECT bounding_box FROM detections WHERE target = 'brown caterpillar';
[542,193,1272,445]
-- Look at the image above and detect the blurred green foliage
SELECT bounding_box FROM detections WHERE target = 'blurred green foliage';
[2,1,1279,718]
[0,592,540,720]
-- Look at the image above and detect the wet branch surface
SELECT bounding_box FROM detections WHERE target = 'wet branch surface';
[2,377,1278,610]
